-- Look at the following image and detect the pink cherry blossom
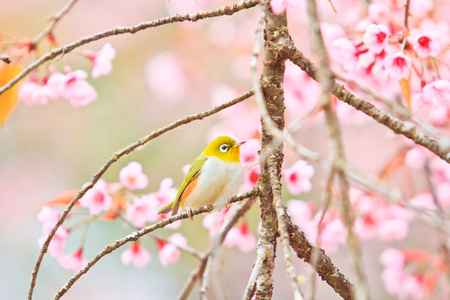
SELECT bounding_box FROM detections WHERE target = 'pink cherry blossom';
[379,248,442,299]
[84,43,116,79]
[79,179,112,215]
[147,178,180,229]
[363,24,390,54]
[38,226,69,257]
[121,242,151,268]
[58,247,88,271]
[19,77,58,106]
[224,221,256,253]
[412,31,441,58]
[157,233,187,267]
[151,177,177,207]
[125,195,159,227]
[384,52,411,80]
[37,206,60,230]
[351,188,411,241]
[422,79,450,107]
[37,206,70,257]
[48,69,98,107]
[119,161,149,191]
[283,160,314,195]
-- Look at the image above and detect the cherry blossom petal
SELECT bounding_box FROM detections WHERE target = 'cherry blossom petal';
[284,160,314,195]
[363,24,390,54]
[413,31,441,58]
[384,52,411,80]
[119,161,149,191]
[58,247,88,271]
[121,242,151,268]
[79,179,112,215]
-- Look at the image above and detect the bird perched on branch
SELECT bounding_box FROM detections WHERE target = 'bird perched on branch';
[158,136,245,217]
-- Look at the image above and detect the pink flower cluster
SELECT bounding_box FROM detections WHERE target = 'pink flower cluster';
[37,161,186,271]
[380,248,448,299]
[19,43,115,107]
[351,189,412,242]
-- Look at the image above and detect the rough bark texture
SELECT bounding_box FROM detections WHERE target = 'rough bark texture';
[285,213,356,300]
[254,5,289,300]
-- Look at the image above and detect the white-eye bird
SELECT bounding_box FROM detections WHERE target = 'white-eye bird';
[158,136,245,216]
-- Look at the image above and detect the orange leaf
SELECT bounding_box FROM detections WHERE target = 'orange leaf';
[378,147,409,180]
[42,190,80,207]
[0,64,24,126]
[399,76,411,111]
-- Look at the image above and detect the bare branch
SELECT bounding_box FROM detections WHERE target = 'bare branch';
[283,46,450,164]
[28,90,255,300]
[286,215,355,300]
[31,0,79,45]
[177,196,258,300]
[177,255,210,300]
[270,156,303,300]
[0,0,260,97]
[54,189,259,300]
[305,0,368,296]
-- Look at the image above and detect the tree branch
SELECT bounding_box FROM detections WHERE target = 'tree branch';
[304,0,368,297]
[54,189,259,300]
[286,214,356,300]
[27,89,254,300]
[0,0,260,97]
[282,45,450,164]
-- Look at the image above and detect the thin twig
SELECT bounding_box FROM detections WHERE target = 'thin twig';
[305,0,368,297]
[0,0,261,97]
[31,0,79,45]
[177,255,210,300]
[28,90,254,300]
[270,156,303,300]
[336,75,450,147]
[200,255,213,299]
[283,46,450,164]
[305,164,336,300]
[242,246,270,300]
[176,195,258,300]
[286,215,355,300]
[284,135,402,202]
[54,190,258,300]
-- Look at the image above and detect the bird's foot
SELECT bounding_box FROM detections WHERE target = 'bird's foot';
[187,207,194,220]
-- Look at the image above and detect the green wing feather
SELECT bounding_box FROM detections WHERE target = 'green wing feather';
[158,155,208,215]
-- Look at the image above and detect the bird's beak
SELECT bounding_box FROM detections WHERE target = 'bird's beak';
[234,141,246,147]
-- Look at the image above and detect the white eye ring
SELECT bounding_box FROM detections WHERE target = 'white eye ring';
[219,144,228,153]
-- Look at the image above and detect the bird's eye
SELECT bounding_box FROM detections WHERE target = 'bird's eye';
[219,144,228,153]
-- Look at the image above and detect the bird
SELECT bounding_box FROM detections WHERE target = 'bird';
[158,136,245,216]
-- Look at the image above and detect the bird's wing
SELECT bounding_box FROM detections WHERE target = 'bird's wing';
[170,155,208,215]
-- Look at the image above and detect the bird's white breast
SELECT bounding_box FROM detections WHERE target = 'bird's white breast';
[184,156,244,209]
